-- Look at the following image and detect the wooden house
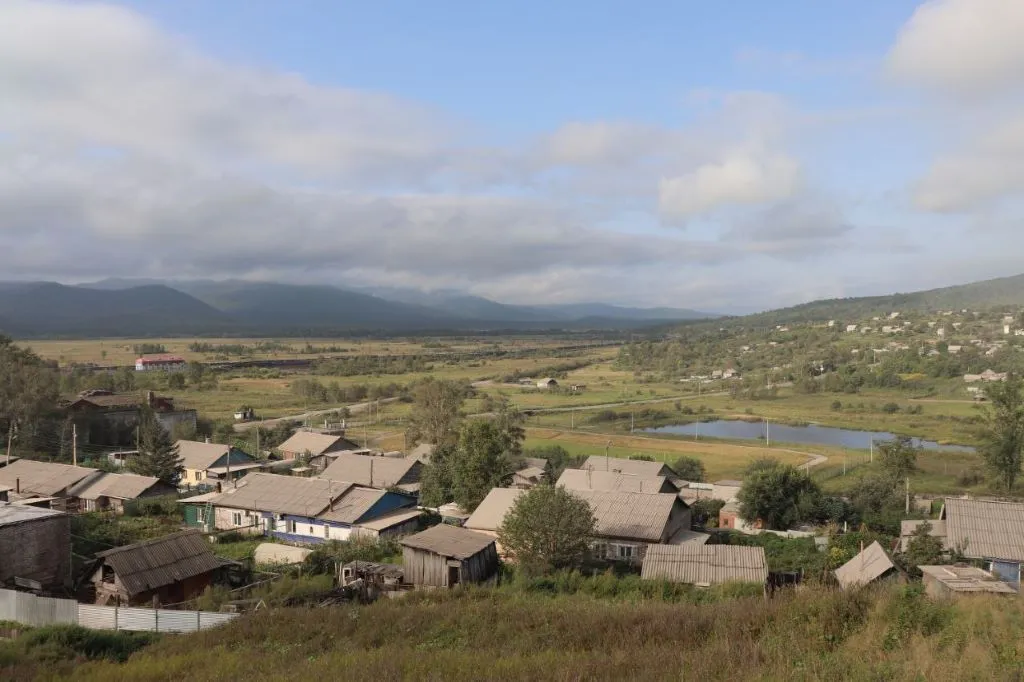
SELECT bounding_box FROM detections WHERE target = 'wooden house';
[400,524,499,588]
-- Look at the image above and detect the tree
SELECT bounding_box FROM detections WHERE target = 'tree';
[737,461,822,530]
[451,420,516,511]
[167,372,186,390]
[521,445,584,481]
[902,521,945,576]
[128,406,183,484]
[877,436,919,479]
[690,498,725,527]
[491,398,526,457]
[498,485,596,574]
[847,472,906,533]
[671,456,706,482]
[0,337,59,451]
[405,378,465,447]
[978,375,1024,492]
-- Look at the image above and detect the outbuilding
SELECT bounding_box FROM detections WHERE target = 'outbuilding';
[400,524,499,588]
[0,504,71,591]
[919,564,1017,599]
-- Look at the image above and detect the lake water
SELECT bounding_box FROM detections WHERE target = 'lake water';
[642,420,974,452]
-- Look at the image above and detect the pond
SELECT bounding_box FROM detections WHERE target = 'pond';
[642,419,974,452]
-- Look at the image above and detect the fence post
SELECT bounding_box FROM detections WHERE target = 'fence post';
[155,607,159,633]
[197,610,201,632]
[114,605,119,631]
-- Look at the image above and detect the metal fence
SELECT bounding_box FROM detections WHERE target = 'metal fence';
[0,589,236,633]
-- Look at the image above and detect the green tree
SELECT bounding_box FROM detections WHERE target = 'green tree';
[847,472,906,534]
[451,420,516,511]
[902,521,945,577]
[0,337,59,451]
[671,456,706,482]
[492,399,525,457]
[521,445,584,481]
[690,498,725,527]
[978,375,1024,492]
[405,378,465,447]
[128,407,183,484]
[877,436,919,479]
[498,485,596,574]
[167,372,186,390]
[737,460,822,530]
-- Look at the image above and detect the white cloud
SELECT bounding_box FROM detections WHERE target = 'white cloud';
[887,0,1024,96]
[658,151,801,221]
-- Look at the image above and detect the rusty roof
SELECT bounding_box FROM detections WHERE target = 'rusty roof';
[95,529,223,597]
[641,545,768,585]
[401,523,496,560]
[943,498,1024,562]
[0,459,99,496]
[320,452,420,489]
[834,541,896,589]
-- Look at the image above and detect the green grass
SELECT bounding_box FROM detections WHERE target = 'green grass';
[38,584,1024,681]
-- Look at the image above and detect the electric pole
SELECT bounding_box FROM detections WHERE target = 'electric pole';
[72,423,78,467]
[5,425,13,467]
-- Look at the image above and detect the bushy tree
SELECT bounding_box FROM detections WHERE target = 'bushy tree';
[671,456,706,482]
[877,436,919,479]
[405,378,465,447]
[128,407,183,484]
[902,521,945,576]
[498,485,596,574]
[690,498,725,527]
[978,375,1024,492]
[0,336,59,450]
[520,445,585,481]
[737,460,822,530]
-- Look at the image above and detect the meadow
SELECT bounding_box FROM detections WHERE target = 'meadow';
[14,584,1024,681]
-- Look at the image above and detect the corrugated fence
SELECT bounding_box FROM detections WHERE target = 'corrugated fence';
[0,589,236,633]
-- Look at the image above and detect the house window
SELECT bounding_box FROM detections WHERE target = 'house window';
[232,512,242,526]
[101,565,115,584]
[285,519,296,534]
[615,544,635,560]
[194,471,202,481]
[197,508,206,523]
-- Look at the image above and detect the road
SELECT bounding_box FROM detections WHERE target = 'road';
[233,398,398,432]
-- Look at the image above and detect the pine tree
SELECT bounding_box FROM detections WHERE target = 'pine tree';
[129,406,183,484]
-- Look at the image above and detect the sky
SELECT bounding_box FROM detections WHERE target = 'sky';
[2,0,1023,314]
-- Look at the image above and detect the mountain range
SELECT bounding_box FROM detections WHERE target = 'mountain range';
[0,279,713,337]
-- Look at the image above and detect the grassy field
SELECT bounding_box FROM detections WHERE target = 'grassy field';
[25,584,1024,681]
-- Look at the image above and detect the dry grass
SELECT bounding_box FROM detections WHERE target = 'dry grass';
[40,584,1024,681]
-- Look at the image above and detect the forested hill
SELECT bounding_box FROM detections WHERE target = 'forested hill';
[724,272,1024,328]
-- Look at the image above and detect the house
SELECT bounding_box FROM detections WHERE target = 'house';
[846,325,858,333]
[192,472,415,543]
[400,524,499,588]
[134,354,187,372]
[834,541,897,590]
[640,545,768,587]
[89,529,224,606]
[466,486,691,565]
[581,456,675,478]
[176,440,260,488]
[0,504,70,590]
[919,565,1017,599]
[0,459,99,505]
[66,390,196,447]
[557,469,678,494]
[438,502,471,525]
[278,431,362,463]
[320,452,423,493]
[350,509,425,541]
[66,472,176,513]
[511,458,548,489]
[941,498,1024,587]
[536,378,558,389]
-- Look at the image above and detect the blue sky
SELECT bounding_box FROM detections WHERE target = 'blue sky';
[1,0,1022,313]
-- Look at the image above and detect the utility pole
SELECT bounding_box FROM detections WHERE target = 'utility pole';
[905,477,910,515]
[5,425,13,467]
[765,418,770,448]
[630,410,635,433]
[72,423,78,467]
[870,438,874,463]
[605,441,611,471]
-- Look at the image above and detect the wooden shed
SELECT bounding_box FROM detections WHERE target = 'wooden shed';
[400,524,499,588]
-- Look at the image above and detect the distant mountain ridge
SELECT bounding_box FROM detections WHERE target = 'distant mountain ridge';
[0,279,715,337]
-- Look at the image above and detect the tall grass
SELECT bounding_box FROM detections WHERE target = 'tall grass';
[35,584,1024,681]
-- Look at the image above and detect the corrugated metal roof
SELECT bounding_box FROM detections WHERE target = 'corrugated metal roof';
[513,466,546,482]
[356,509,424,532]
[95,529,223,597]
[401,523,495,560]
[558,469,670,494]
[465,488,525,532]
[919,564,1018,594]
[210,473,352,517]
[0,503,65,526]
[834,541,896,589]
[279,431,356,456]
[175,440,230,471]
[320,453,420,489]
[943,498,1024,562]
[521,457,548,470]
[67,472,166,501]
[0,459,98,496]
[319,487,388,524]
[570,489,679,542]
[641,545,768,585]
[581,456,673,478]
[668,529,711,545]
